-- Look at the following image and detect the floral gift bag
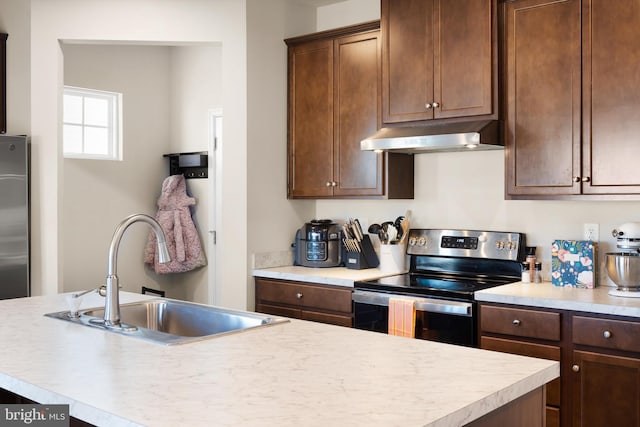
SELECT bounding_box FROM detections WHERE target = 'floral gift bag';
[551,240,597,288]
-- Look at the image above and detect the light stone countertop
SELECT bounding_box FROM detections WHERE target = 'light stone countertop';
[252,265,406,287]
[0,292,558,427]
[476,281,640,317]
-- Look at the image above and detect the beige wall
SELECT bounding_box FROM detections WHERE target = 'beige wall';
[61,44,173,296]
[246,0,317,309]
[169,44,222,303]
[0,0,30,135]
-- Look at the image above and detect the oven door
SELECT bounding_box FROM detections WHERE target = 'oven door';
[352,290,477,347]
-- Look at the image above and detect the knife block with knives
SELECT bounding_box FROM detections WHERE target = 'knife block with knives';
[342,219,380,270]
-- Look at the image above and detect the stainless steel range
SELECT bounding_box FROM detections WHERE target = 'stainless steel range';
[353,229,526,347]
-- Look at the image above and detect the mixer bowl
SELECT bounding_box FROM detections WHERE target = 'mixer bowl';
[606,252,640,291]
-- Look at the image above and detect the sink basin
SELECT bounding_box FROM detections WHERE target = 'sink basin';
[45,299,289,345]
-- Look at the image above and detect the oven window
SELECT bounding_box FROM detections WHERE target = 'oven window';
[353,302,476,347]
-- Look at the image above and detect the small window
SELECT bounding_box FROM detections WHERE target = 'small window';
[63,86,122,160]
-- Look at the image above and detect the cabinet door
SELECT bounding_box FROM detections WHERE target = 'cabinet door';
[288,39,334,197]
[572,350,640,427]
[381,0,434,123]
[582,0,640,194]
[504,0,582,196]
[333,31,384,196]
[434,0,493,119]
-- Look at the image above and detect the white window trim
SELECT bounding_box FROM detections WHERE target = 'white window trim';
[63,85,123,161]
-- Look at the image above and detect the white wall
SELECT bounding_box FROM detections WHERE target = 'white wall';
[62,44,173,296]
[245,0,317,308]
[169,44,222,303]
[28,0,250,310]
[316,0,379,31]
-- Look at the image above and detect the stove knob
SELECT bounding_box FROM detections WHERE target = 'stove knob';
[495,241,504,250]
[408,236,417,246]
[417,237,427,246]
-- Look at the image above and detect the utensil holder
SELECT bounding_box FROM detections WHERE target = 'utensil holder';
[379,243,408,274]
[344,235,379,270]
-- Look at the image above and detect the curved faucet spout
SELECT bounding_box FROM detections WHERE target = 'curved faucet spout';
[104,214,171,327]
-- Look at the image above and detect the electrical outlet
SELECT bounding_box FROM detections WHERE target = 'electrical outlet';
[584,223,599,241]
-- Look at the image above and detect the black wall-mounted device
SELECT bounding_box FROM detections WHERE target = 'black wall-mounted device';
[163,152,208,179]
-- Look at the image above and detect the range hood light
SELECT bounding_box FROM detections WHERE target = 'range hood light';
[360,120,502,154]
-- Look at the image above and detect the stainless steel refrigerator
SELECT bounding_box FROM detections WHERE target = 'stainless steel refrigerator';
[0,135,29,299]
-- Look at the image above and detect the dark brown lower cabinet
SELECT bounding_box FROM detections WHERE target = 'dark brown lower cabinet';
[479,305,561,427]
[480,303,640,427]
[572,350,640,427]
[255,277,353,327]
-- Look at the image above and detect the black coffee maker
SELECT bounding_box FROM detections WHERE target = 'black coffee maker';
[293,219,343,267]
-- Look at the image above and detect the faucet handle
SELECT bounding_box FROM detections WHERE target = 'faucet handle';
[97,284,121,297]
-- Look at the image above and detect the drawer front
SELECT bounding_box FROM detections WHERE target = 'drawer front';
[546,406,560,427]
[256,303,302,320]
[256,279,352,314]
[573,316,640,353]
[480,305,561,341]
[480,336,561,407]
[301,310,353,327]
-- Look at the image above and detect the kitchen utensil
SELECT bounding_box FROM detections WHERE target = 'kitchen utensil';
[368,223,381,234]
[386,224,398,242]
[398,217,410,245]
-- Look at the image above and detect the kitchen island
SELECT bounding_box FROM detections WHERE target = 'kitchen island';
[0,292,558,426]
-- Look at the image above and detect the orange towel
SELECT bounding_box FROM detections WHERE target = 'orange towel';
[388,297,416,338]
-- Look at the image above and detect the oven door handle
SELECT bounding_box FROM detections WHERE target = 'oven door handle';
[352,290,473,317]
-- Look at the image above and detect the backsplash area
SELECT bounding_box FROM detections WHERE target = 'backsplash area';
[253,250,294,269]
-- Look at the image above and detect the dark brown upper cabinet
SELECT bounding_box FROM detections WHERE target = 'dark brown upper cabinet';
[1,33,7,134]
[381,0,496,125]
[505,0,640,198]
[286,22,414,199]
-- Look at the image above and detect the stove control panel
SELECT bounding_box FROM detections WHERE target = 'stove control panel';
[406,229,526,261]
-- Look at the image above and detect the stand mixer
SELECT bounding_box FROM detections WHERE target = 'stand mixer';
[607,222,640,297]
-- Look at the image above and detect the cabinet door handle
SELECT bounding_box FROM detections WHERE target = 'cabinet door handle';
[325,182,331,187]
[512,319,521,326]
[296,292,303,299]
[573,176,581,182]
[432,102,440,108]
[603,330,612,339]
[425,103,433,110]
[331,182,337,187]
[572,364,580,372]
[581,176,591,182]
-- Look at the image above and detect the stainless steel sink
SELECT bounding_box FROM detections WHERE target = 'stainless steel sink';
[45,299,289,345]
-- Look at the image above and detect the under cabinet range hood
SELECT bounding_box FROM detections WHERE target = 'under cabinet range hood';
[360,120,502,154]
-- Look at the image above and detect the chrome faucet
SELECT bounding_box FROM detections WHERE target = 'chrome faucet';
[104,214,171,328]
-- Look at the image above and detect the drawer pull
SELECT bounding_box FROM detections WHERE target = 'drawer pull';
[296,293,303,299]
[512,319,521,326]
[603,330,612,339]
[572,364,580,372]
